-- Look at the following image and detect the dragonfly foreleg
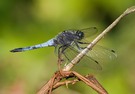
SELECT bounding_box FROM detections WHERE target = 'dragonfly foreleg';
[77,41,89,44]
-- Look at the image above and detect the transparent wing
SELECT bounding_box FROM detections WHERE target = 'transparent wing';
[62,46,102,70]
[77,43,117,63]
[88,45,117,61]
[80,27,98,38]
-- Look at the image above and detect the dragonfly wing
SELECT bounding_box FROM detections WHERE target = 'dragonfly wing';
[88,45,117,61]
[77,42,117,62]
[63,46,102,70]
[80,27,98,38]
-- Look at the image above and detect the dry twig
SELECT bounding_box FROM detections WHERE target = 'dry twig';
[37,71,108,94]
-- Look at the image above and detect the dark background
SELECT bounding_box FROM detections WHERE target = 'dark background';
[0,0,135,94]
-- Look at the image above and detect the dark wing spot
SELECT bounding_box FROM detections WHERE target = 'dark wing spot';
[93,27,97,29]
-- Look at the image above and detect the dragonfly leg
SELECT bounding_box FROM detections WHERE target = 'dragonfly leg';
[74,41,82,50]
[77,41,93,50]
[77,41,89,44]
[58,46,63,64]
[57,45,69,70]
[74,41,89,50]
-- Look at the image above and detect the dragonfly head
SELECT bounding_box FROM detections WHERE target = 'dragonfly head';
[75,30,84,40]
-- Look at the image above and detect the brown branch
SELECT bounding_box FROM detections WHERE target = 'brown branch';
[37,6,135,94]
[37,73,57,94]
[53,79,79,89]
[72,71,108,94]
[37,71,108,94]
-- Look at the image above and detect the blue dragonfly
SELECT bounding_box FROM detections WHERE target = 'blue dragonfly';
[10,27,117,70]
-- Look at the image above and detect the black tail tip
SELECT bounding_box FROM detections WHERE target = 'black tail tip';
[10,48,23,52]
[111,50,115,53]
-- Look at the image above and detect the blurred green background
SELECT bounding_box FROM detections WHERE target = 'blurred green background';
[0,0,135,94]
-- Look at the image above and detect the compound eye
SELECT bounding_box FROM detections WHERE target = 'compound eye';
[79,32,83,37]
[76,31,84,39]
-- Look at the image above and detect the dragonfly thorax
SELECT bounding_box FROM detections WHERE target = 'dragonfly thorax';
[54,30,83,46]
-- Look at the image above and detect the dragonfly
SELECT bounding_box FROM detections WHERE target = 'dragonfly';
[10,27,117,70]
